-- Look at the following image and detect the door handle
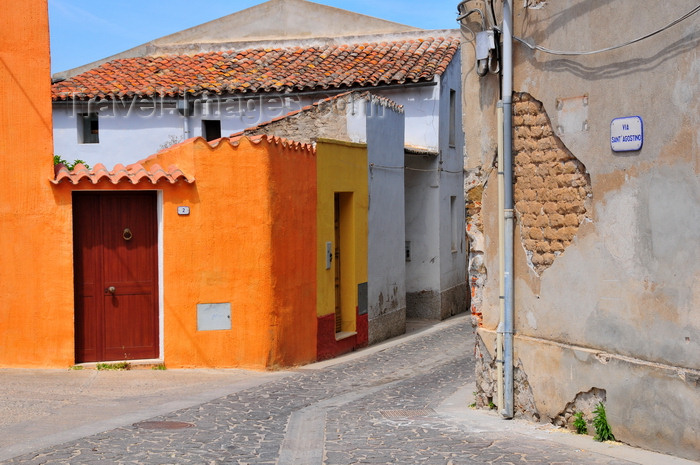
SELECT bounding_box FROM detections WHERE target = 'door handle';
[106,286,116,294]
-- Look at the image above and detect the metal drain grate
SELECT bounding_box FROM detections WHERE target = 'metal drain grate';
[379,408,436,419]
[133,421,195,430]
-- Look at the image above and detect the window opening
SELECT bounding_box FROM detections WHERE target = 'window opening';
[334,193,342,333]
[449,89,456,148]
[202,120,222,141]
[79,113,99,144]
[451,195,458,252]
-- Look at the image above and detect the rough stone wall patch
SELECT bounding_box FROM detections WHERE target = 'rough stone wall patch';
[465,162,494,325]
[512,93,592,274]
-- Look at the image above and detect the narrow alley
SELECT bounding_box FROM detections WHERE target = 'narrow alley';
[1,316,685,465]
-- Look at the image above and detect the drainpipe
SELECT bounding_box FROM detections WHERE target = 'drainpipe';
[183,115,191,139]
[177,98,192,139]
[496,102,505,414]
[501,0,515,420]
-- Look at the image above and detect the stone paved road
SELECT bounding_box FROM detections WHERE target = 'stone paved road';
[2,317,685,465]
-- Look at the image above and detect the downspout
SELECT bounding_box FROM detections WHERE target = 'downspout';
[501,0,515,420]
[496,102,505,414]
[177,97,192,139]
[183,115,191,139]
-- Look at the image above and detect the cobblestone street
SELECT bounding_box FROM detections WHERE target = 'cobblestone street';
[1,316,689,465]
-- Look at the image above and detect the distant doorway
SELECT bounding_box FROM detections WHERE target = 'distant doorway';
[334,192,355,335]
[73,192,159,362]
[334,193,342,333]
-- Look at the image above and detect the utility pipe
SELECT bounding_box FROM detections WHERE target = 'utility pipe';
[183,114,191,139]
[178,98,192,139]
[496,102,505,414]
[501,0,515,420]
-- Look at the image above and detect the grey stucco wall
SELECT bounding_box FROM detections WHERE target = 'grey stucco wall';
[365,98,408,343]
[464,0,700,460]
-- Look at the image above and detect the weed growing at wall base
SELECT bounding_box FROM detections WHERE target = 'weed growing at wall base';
[573,411,588,435]
[593,402,615,441]
[96,362,130,371]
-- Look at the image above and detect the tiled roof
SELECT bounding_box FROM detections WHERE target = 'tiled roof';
[51,134,314,185]
[224,134,316,156]
[52,36,460,101]
[52,162,194,185]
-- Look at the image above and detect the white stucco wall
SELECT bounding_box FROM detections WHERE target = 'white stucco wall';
[52,95,317,168]
[53,102,182,168]
[404,51,467,319]
[377,85,441,151]
[405,156,440,292]
[52,86,440,169]
[437,54,467,294]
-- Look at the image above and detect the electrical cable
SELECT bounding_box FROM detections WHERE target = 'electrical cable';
[457,1,486,42]
[369,164,463,174]
[514,4,700,56]
[457,1,502,76]
[487,0,498,29]
[457,1,486,29]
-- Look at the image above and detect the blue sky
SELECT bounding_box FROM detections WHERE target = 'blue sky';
[48,0,461,73]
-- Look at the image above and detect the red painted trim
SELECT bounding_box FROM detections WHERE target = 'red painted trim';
[316,306,368,361]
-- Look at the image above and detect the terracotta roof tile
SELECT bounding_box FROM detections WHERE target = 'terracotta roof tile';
[52,36,460,100]
[51,162,195,185]
[226,134,315,154]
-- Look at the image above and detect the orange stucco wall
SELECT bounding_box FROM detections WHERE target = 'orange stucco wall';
[0,0,76,367]
[53,136,316,369]
[267,139,318,367]
[0,1,317,369]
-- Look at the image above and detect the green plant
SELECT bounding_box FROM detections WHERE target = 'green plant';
[573,411,588,435]
[152,364,167,370]
[54,155,90,170]
[69,365,84,370]
[96,362,130,371]
[593,402,615,441]
[488,400,497,410]
[468,391,478,408]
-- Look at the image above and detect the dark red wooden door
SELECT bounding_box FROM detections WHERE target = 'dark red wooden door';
[73,192,159,363]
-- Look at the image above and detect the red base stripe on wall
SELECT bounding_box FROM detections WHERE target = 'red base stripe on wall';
[316,308,368,361]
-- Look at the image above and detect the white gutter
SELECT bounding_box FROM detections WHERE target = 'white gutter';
[501,0,515,420]
[496,100,506,410]
[496,101,505,414]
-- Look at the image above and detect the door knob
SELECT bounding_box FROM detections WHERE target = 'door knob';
[107,286,116,294]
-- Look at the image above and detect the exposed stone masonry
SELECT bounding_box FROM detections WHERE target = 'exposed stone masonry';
[512,93,592,274]
[465,163,494,325]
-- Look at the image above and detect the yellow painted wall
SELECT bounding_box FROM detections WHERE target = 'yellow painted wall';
[53,136,317,369]
[315,139,368,331]
[0,0,76,367]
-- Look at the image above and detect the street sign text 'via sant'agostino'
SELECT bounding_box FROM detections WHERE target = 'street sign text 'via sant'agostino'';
[610,116,643,152]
